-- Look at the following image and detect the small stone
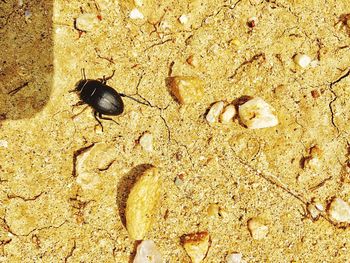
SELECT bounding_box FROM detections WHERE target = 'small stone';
[302,145,323,170]
[294,54,312,68]
[179,14,189,24]
[311,89,320,98]
[315,203,324,211]
[24,8,31,20]
[129,8,144,20]
[139,132,153,152]
[174,173,185,187]
[133,240,162,263]
[206,101,225,124]
[207,204,219,217]
[182,232,210,263]
[328,197,350,223]
[167,76,205,104]
[75,13,99,31]
[307,203,320,219]
[230,38,241,48]
[247,217,268,240]
[247,17,258,28]
[220,104,236,123]
[0,140,8,148]
[238,97,278,129]
[226,253,243,263]
[186,55,199,67]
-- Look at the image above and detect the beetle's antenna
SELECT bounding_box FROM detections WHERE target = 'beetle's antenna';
[81,68,86,80]
[119,94,151,106]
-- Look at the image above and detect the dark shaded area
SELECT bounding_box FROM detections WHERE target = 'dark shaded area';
[0,0,53,119]
[116,163,153,227]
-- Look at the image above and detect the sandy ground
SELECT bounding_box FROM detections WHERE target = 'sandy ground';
[1,0,350,262]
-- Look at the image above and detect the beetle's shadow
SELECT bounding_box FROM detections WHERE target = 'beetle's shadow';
[116,163,154,227]
[0,0,53,120]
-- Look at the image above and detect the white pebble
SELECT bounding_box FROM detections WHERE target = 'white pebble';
[238,97,278,129]
[139,132,153,152]
[206,101,225,124]
[226,253,243,263]
[294,54,312,68]
[315,203,324,211]
[24,8,31,20]
[129,8,144,20]
[179,14,189,24]
[220,104,236,123]
[0,140,8,148]
[247,217,269,240]
[133,240,162,263]
[328,198,350,223]
[75,13,99,31]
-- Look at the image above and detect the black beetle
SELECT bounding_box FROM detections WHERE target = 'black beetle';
[74,69,148,131]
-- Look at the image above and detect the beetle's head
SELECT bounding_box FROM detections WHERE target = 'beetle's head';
[75,79,88,93]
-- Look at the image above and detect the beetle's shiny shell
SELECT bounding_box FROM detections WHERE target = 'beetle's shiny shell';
[76,79,124,115]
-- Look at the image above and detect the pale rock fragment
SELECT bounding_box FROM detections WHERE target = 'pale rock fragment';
[247,217,268,240]
[302,145,323,170]
[130,8,144,20]
[328,197,350,223]
[206,101,224,124]
[0,140,8,148]
[238,97,278,129]
[226,253,243,263]
[182,231,210,263]
[167,76,204,104]
[75,13,99,31]
[179,14,189,24]
[294,54,311,68]
[220,104,236,123]
[307,203,320,219]
[186,55,199,67]
[207,203,219,217]
[133,240,163,263]
[139,132,153,152]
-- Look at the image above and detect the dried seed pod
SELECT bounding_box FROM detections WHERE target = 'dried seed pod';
[126,166,161,240]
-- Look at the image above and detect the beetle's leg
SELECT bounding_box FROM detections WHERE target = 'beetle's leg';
[119,93,151,106]
[72,101,85,107]
[99,70,116,84]
[98,113,119,125]
[94,111,104,132]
